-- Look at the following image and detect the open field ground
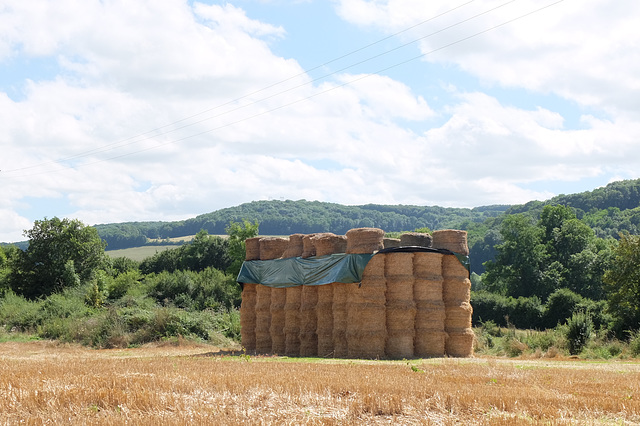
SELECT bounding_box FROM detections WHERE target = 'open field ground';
[105,245,179,262]
[2,342,640,425]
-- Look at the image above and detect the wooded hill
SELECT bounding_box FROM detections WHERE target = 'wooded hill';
[68,178,640,274]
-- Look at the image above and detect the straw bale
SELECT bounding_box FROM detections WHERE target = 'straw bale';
[255,284,272,312]
[431,230,469,256]
[346,330,386,359]
[386,301,416,331]
[442,255,469,280]
[347,303,386,333]
[386,332,414,359]
[245,237,261,261]
[414,278,443,303]
[446,329,475,357]
[413,252,443,280]
[444,302,473,330]
[284,286,302,356]
[443,278,471,305]
[385,252,414,277]
[260,237,289,260]
[240,283,257,351]
[255,285,272,353]
[415,301,446,331]
[356,276,387,305]
[300,285,318,333]
[386,276,414,302]
[299,332,318,357]
[383,238,401,249]
[346,228,384,254]
[302,234,318,258]
[332,284,353,358]
[317,284,333,304]
[313,233,347,256]
[400,232,432,248]
[281,234,304,258]
[362,254,385,279]
[269,288,287,354]
[415,330,446,358]
[317,331,334,357]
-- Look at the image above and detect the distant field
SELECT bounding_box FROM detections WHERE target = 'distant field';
[105,245,178,262]
[1,341,639,424]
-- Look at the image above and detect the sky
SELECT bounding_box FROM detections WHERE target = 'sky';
[1,0,639,242]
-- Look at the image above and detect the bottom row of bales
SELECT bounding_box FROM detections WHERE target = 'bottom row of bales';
[240,228,473,359]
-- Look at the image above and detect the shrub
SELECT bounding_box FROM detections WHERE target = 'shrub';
[565,311,594,355]
[544,288,583,329]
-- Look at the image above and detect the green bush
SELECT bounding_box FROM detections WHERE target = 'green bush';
[543,288,583,329]
[565,311,594,355]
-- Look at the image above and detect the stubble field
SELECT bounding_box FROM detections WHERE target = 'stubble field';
[1,341,640,425]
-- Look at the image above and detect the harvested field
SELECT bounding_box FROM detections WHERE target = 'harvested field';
[1,341,640,425]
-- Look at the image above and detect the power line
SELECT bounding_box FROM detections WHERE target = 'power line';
[3,0,564,178]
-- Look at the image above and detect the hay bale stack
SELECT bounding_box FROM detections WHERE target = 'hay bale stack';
[346,253,386,359]
[301,234,318,258]
[300,284,319,356]
[240,237,261,351]
[412,252,446,357]
[284,286,302,356]
[255,237,289,354]
[313,233,347,357]
[332,283,352,358]
[385,252,416,359]
[346,227,384,254]
[431,230,469,256]
[442,254,473,357]
[254,284,272,354]
[240,283,257,352]
[282,234,304,258]
[383,238,401,249]
[270,288,287,354]
[413,252,443,280]
[400,232,432,247]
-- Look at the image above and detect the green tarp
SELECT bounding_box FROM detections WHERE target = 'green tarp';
[237,247,470,288]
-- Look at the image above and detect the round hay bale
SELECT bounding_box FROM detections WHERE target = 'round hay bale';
[443,278,471,305]
[317,331,334,358]
[284,286,302,356]
[302,234,318,258]
[444,302,473,330]
[245,237,261,261]
[255,284,272,312]
[347,303,386,332]
[260,237,289,260]
[386,331,414,359]
[346,330,386,359]
[385,252,414,277]
[313,233,347,256]
[442,255,469,280]
[400,232,432,248]
[316,284,334,356]
[415,301,446,331]
[299,332,318,357]
[282,234,304,258]
[269,288,287,354]
[383,238,401,249]
[415,330,446,358]
[357,276,387,305]
[362,254,385,279]
[446,329,475,357]
[431,230,469,256]
[255,285,272,354]
[413,252,443,280]
[386,276,414,302]
[300,285,318,356]
[386,301,416,332]
[414,278,443,303]
[240,283,257,351]
[346,228,384,254]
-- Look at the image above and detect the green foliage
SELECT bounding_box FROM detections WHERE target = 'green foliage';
[543,288,584,329]
[565,311,594,355]
[9,217,107,299]
[604,233,640,335]
[226,220,259,277]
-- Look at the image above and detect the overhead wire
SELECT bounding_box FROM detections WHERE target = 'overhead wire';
[3,0,565,178]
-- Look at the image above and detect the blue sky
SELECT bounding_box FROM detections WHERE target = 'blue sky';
[1,0,639,242]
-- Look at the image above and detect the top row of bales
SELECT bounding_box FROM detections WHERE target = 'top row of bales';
[239,228,471,358]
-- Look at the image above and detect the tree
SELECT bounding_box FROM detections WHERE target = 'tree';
[604,234,640,334]
[10,217,107,299]
[226,220,259,277]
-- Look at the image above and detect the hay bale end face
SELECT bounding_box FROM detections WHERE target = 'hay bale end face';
[240,227,472,359]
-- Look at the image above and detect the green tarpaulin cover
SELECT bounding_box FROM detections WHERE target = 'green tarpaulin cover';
[236,247,470,288]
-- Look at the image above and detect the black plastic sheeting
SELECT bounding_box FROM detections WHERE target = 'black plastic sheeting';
[237,246,470,288]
